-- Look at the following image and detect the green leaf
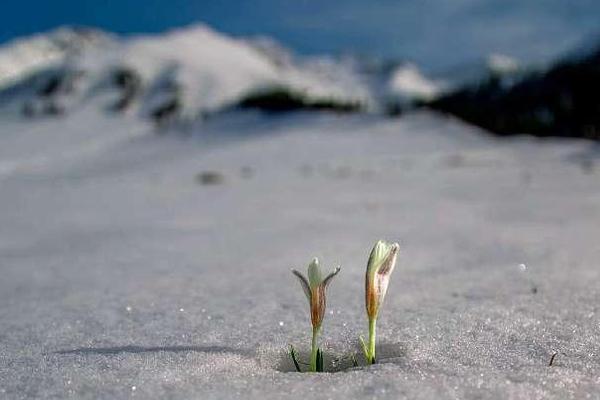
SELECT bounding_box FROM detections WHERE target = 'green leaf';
[316,348,324,372]
[359,335,370,361]
[320,349,324,371]
[288,345,302,372]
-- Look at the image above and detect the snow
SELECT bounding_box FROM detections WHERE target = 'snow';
[487,54,520,75]
[0,27,112,90]
[0,25,373,118]
[1,97,600,399]
[121,25,281,114]
[388,64,445,101]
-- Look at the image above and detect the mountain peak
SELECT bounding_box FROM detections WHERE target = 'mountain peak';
[0,26,114,89]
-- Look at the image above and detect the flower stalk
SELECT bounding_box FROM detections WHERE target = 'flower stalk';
[361,240,399,364]
[368,317,376,363]
[310,326,320,371]
[292,258,340,372]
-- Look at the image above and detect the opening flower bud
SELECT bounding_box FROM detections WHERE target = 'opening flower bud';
[292,257,340,372]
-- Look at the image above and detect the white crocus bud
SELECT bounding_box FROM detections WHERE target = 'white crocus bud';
[365,240,399,320]
[361,240,399,365]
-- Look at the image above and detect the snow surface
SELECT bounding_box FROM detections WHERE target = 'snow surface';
[1,100,600,399]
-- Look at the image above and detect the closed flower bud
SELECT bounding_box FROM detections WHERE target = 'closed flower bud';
[361,240,399,364]
[365,240,399,320]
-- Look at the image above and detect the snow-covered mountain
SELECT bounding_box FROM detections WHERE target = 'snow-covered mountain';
[0,25,380,122]
[0,24,464,123]
[0,27,113,90]
[0,24,595,136]
[387,63,447,102]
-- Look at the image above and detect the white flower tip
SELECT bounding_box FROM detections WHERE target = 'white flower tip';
[308,257,323,288]
[366,240,399,319]
[368,240,400,274]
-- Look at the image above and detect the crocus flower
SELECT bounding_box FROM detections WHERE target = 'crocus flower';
[292,258,340,372]
[361,240,399,364]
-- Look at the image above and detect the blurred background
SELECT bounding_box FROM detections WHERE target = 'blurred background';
[3,0,600,68]
[1,0,599,137]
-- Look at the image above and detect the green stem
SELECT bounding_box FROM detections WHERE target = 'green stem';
[310,326,321,372]
[368,318,377,364]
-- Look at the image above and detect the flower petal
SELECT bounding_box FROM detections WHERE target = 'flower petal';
[322,266,341,288]
[291,269,311,301]
[367,241,398,277]
[377,243,399,276]
[308,257,322,289]
[311,284,326,328]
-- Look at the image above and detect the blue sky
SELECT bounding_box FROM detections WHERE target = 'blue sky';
[1,0,599,71]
